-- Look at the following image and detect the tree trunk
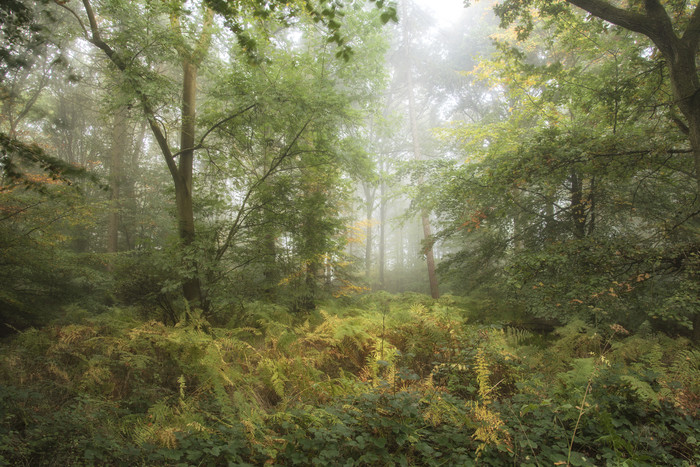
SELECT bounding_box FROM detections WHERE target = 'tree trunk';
[378,162,386,288]
[512,188,526,249]
[564,0,700,188]
[78,0,213,313]
[406,64,440,299]
[262,212,279,297]
[562,0,700,340]
[421,211,440,298]
[263,233,278,295]
[363,183,375,283]
[107,106,127,264]
[177,58,204,308]
[397,228,404,271]
[570,170,587,239]
[122,120,147,250]
[660,29,700,194]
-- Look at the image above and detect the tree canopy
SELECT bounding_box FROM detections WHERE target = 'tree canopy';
[0,0,699,464]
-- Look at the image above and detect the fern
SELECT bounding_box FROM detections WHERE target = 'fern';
[258,357,288,398]
[409,303,428,315]
[559,358,596,391]
[332,320,370,344]
[475,347,492,405]
[469,400,510,458]
[422,391,472,427]
[620,374,660,408]
[504,327,532,346]
[640,343,664,373]
[669,349,700,389]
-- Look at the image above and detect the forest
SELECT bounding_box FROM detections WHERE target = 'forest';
[0,0,699,465]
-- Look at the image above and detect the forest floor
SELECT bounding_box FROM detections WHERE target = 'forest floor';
[1,292,698,466]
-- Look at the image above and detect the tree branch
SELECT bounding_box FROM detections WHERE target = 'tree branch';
[170,103,257,159]
[146,115,178,181]
[80,0,126,69]
[215,118,314,261]
[77,0,178,181]
[566,0,658,39]
[54,1,89,39]
[193,8,215,66]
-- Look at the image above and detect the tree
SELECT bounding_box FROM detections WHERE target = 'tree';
[53,0,214,307]
[54,0,396,313]
[430,6,699,338]
[487,0,700,340]
[494,0,700,191]
[395,0,443,299]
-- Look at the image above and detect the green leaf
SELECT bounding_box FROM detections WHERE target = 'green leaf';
[568,451,589,466]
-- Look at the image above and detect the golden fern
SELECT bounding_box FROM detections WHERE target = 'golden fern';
[409,303,428,315]
[469,400,511,458]
[475,347,492,405]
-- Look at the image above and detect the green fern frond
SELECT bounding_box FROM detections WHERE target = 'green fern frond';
[620,374,660,408]
[504,327,532,346]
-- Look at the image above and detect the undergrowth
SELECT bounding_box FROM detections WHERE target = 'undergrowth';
[0,294,698,466]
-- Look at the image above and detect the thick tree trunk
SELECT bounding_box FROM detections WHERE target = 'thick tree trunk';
[662,35,700,194]
[177,59,204,308]
[564,0,700,186]
[79,0,212,313]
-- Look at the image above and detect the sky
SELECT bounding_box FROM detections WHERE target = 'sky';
[415,0,469,27]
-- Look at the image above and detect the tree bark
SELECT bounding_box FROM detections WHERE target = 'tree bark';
[77,0,218,312]
[262,230,279,296]
[570,170,587,239]
[176,58,204,306]
[402,0,439,299]
[122,120,147,250]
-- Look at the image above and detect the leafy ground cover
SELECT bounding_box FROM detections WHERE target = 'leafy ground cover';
[1,293,698,466]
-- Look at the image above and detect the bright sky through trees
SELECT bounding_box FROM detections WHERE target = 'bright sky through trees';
[416,0,467,27]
